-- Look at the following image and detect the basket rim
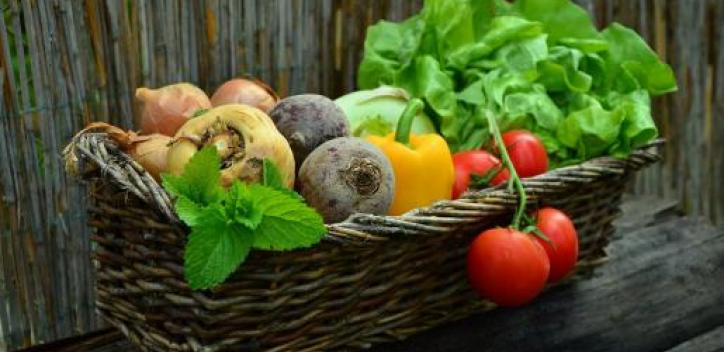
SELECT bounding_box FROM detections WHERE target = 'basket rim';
[65,132,663,244]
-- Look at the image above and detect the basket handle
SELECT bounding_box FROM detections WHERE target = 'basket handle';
[64,132,178,222]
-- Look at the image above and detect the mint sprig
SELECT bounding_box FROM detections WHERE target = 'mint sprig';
[163,147,223,206]
[162,148,326,290]
[183,204,254,290]
[262,158,286,190]
[250,184,325,250]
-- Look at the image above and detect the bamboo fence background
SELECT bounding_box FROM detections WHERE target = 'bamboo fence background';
[0,0,720,350]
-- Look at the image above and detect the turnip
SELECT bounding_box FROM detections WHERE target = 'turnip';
[298,137,394,223]
[269,94,349,169]
[167,104,295,188]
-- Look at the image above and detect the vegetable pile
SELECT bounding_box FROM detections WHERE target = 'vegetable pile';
[70,0,675,308]
[357,0,677,164]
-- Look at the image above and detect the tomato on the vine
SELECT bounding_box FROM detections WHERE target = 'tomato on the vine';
[467,228,550,307]
[452,150,510,199]
[533,207,579,283]
[498,130,548,178]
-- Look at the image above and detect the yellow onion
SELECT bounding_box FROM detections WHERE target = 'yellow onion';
[64,122,171,181]
[167,104,295,188]
[126,134,172,180]
[136,83,212,136]
[210,78,280,113]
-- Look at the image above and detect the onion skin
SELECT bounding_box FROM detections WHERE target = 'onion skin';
[136,83,212,137]
[168,104,295,188]
[210,78,280,113]
[64,122,170,181]
[128,134,172,181]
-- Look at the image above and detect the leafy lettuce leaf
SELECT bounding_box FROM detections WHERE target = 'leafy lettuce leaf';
[357,0,677,162]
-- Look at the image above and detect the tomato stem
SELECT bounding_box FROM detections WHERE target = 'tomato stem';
[485,111,527,229]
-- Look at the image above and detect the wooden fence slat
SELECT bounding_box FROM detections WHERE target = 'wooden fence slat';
[36,0,70,340]
[0,11,27,347]
[712,0,724,226]
[0,70,15,351]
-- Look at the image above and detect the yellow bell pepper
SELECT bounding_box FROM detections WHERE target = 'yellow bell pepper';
[367,98,454,215]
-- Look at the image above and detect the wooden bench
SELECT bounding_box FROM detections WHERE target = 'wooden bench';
[20,196,724,352]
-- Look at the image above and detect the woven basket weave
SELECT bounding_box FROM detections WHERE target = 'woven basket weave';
[66,132,662,352]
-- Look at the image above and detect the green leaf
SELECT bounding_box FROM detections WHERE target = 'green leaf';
[502,86,563,131]
[357,15,425,89]
[482,68,532,108]
[469,0,504,36]
[224,181,264,230]
[606,90,657,157]
[175,196,205,227]
[601,23,677,96]
[496,34,549,73]
[262,159,286,190]
[559,37,609,54]
[537,46,592,93]
[557,102,623,159]
[422,0,476,59]
[398,55,460,144]
[184,205,254,290]
[447,16,543,71]
[513,0,600,43]
[162,147,223,206]
[457,79,486,105]
[260,160,306,202]
[356,0,675,160]
[248,184,326,251]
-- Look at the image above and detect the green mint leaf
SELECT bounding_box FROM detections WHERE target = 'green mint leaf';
[262,159,307,201]
[224,181,263,230]
[162,147,223,205]
[184,204,254,290]
[175,196,205,226]
[248,184,326,250]
[262,159,286,190]
[180,147,224,204]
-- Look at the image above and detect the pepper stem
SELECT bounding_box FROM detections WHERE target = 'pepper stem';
[394,98,424,145]
[485,111,527,229]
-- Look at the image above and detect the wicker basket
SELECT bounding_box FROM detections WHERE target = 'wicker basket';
[65,132,662,352]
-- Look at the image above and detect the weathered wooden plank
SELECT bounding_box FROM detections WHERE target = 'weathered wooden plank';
[15,0,54,344]
[0,70,14,352]
[614,195,680,233]
[58,0,95,334]
[35,0,72,339]
[665,325,724,352]
[712,0,724,226]
[374,216,724,352]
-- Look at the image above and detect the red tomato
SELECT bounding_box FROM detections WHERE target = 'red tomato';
[534,207,579,283]
[467,228,550,307]
[499,130,548,178]
[452,151,510,199]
